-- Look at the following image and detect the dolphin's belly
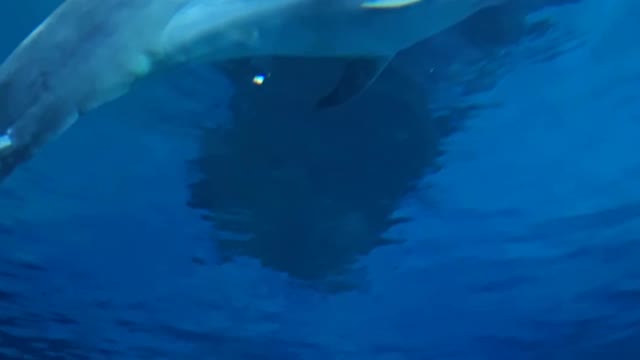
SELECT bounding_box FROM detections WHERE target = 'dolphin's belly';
[227,0,490,58]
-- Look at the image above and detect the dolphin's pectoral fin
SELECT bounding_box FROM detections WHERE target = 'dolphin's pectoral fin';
[315,56,392,109]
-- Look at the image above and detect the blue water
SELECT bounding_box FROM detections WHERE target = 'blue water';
[2,0,640,359]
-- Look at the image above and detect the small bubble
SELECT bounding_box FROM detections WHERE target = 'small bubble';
[252,74,268,85]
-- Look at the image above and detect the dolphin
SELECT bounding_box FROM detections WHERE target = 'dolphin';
[0,0,502,180]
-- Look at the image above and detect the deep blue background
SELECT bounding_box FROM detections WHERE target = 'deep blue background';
[1,0,640,359]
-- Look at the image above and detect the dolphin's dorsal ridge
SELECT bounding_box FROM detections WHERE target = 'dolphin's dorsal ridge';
[315,56,392,109]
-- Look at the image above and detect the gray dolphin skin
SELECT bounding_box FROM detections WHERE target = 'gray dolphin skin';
[0,0,502,180]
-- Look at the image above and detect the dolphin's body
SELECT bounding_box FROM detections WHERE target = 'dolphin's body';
[0,0,501,180]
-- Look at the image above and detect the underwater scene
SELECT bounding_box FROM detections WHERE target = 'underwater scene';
[0,0,639,358]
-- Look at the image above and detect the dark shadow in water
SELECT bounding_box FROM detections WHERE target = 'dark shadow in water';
[186,2,576,292]
[188,56,436,290]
